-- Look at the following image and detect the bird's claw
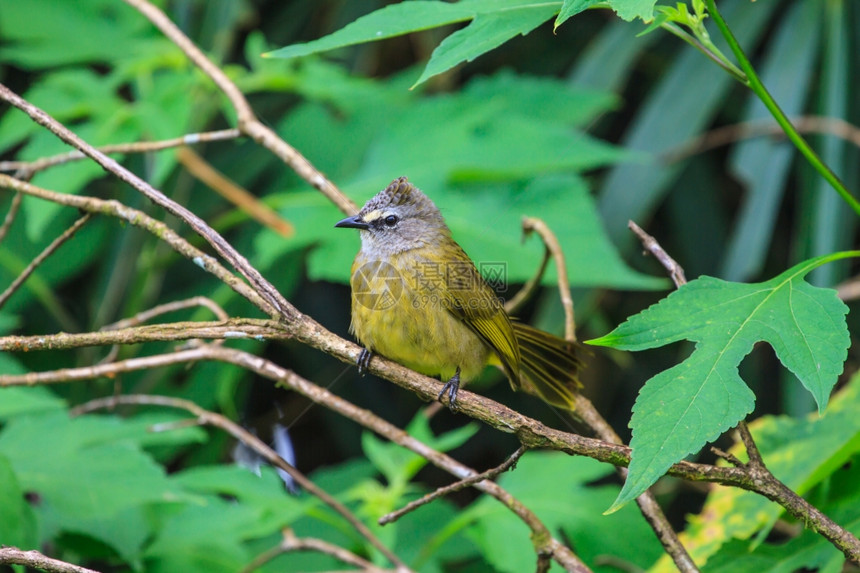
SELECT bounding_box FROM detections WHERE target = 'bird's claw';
[437,367,461,412]
[357,348,373,375]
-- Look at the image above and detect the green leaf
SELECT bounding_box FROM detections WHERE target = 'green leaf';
[555,0,605,30]
[173,465,311,537]
[362,413,478,486]
[0,454,38,548]
[267,1,571,88]
[265,1,479,60]
[608,0,658,21]
[0,412,186,522]
[589,253,854,511]
[413,3,560,87]
[0,387,65,420]
[649,375,860,570]
[0,0,157,68]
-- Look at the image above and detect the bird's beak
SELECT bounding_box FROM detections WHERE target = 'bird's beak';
[335,215,370,230]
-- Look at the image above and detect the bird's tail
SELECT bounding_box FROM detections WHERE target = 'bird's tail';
[512,322,581,410]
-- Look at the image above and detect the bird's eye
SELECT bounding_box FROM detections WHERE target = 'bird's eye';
[383,215,398,227]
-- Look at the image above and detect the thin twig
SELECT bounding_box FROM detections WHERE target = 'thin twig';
[0,174,272,316]
[176,147,294,237]
[121,0,357,216]
[736,421,764,466]
[98,297,231,363]
[242,529,396,573]
[101,296,230,330]
[662,116,860,165]
[0,129,241,175]
[0,190,22,243]
[72,392,411,572]
[836,276,860,301]
[0,213,92,310]
[521,217,576,341]
[628,220,687,287]
[710,446,745,468]
[505,245,551,315]
[0,547,100,573]
[0,319,286,354]
[379,446,527,525]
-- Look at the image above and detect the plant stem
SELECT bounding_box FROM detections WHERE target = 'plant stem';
[660,22,746,83]
[703,0,860,217]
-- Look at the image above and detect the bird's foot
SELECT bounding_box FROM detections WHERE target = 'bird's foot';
[357,348,373,375]
[437,367,462,412]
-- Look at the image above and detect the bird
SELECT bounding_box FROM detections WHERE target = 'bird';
[335,176,581,410]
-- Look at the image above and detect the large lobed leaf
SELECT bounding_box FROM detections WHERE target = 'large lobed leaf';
[650,374,860,570]
[588,253,854,510]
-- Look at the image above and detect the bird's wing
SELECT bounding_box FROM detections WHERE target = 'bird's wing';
[431,245,521,378]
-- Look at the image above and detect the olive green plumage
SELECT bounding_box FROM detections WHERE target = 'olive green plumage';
[335,176,581,410]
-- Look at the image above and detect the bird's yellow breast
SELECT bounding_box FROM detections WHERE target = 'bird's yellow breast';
[349,251,491,381]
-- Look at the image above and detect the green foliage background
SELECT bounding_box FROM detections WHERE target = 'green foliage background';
[0,0,858,571]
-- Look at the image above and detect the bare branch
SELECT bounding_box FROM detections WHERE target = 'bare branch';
[176,147,294,237]
[379,446,527,526]
[0,319,286,354]
[120,0,357,216]
[0,83,294,322]
[0,547,100,573]
[0,190,22,243]
[0,213,92,310]
[243,529,397,573]
[628,220,687,287]
[101,296,230,330]
[521,217,576,341]
[662,115,860,165]
[505,245,551,315]
[0,129,241,175]
[0,174,273,316]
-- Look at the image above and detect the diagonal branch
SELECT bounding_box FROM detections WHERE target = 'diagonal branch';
[0,129,241,175]
[0,83,294,323]
[0,213,92,310]
[0,174,272,316]
[120,0,357,216]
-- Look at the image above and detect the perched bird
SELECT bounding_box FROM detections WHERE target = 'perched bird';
[335,176,580,410]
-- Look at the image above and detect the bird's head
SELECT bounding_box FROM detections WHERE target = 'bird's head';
[335,177,451,256]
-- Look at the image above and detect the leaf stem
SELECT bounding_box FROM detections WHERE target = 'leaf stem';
[703,0,860,217]
[659,22,746,83]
